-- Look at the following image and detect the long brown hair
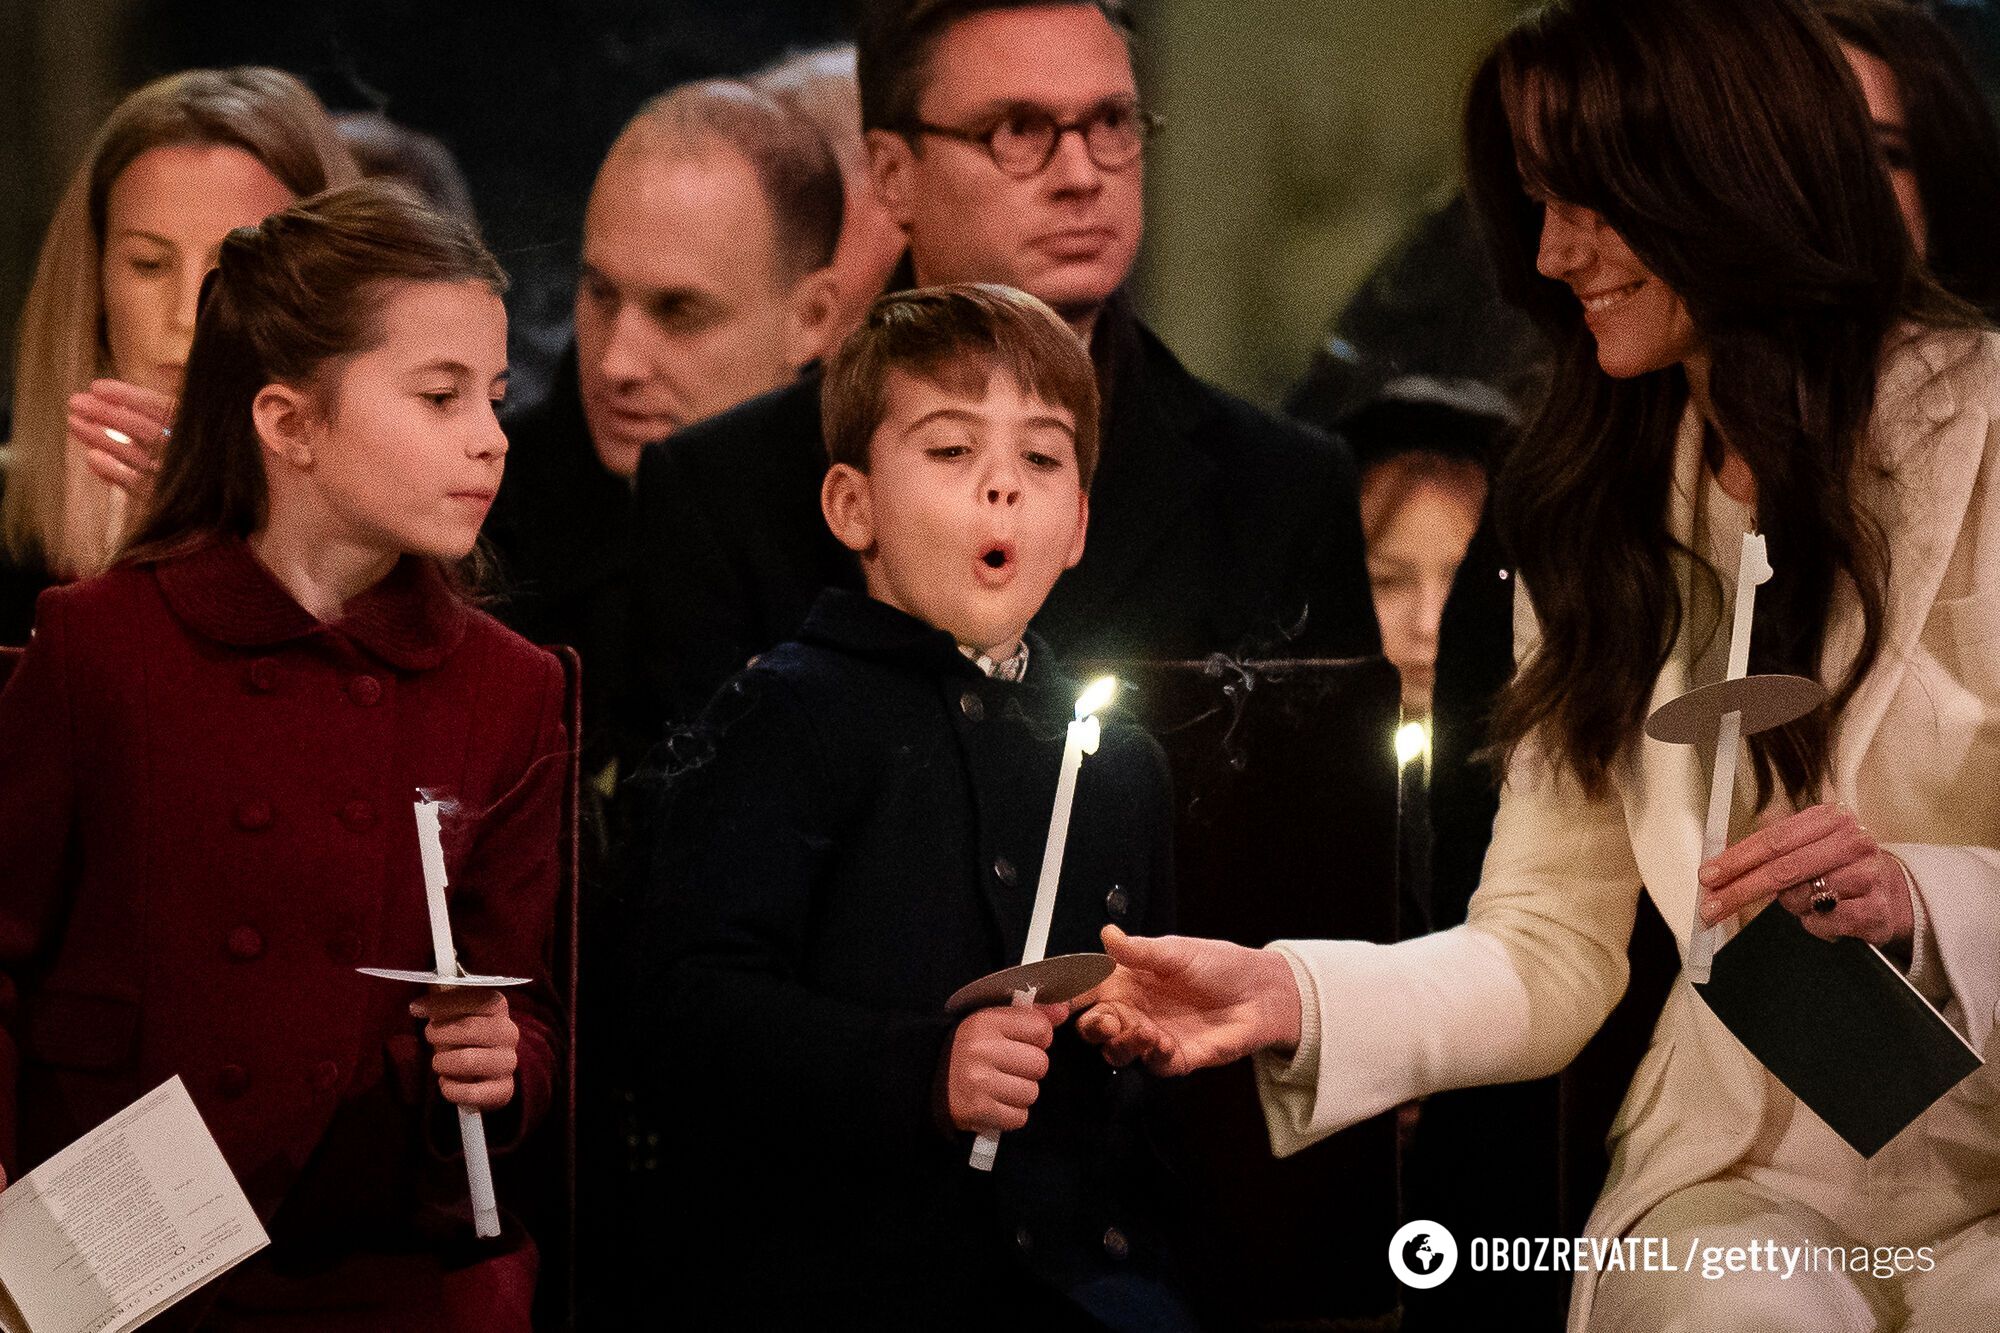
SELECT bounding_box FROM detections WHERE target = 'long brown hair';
[124,181,506,562]
[1466,0,1975,803]
[5,67,357,576]
[1819,0,2000,319]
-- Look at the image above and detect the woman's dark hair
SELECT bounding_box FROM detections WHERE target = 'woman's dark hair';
[125,180,507,562]
[1820,0,2000,319]
[1464,0,1974,803]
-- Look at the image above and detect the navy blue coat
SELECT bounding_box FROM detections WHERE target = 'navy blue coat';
[639,590,1181,1330]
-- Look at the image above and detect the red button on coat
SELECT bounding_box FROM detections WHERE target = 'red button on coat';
[234,799,273,831]
[340,800,377,831]
[326,932,362,965]
[226,926,264,961]
[244,658,280,693]
[347,675,383,706]
[313,1060,342,1093]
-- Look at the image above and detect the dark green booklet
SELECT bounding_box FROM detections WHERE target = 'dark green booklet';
[1694,905,1982,1157]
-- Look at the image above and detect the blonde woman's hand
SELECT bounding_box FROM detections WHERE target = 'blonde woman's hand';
[71,379,174,496]
[1698,802,1913,951]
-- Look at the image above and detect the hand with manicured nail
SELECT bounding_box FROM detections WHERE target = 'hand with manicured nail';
[1696,802,1913,951]
[1073,925,1302,1077]
[70,378,175,496]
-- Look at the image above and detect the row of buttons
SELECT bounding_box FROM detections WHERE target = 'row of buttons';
[1014,1225,1131,1260]
[232,800,378,832]
[961,691,1134,924]
[242,658,384,707]
[224,927,363,965]
[990,857,1133,922]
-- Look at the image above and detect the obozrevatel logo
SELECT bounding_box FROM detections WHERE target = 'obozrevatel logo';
[1388,1220,1459,1289]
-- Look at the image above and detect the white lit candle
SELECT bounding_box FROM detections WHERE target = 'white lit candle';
[1688,532,1773,982]
[412,795,502,1238]
[970,676,1118,1172]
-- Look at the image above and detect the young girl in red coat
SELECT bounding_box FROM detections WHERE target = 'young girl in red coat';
[0,181,566,1331]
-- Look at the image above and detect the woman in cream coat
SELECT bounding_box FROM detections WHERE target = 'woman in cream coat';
[1077,1,2000,1329]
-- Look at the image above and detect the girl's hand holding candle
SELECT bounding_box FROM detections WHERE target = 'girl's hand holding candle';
[410,988,521,1111]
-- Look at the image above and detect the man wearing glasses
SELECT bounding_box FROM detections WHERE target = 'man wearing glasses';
[626,0,1380,728]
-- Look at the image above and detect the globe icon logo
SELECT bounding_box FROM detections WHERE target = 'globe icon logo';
[1388,1219,1459,1289]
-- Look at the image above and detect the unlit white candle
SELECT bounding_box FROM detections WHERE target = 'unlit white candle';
[1688,532,1773,982]
[414,799,456,975]
[411,795,501,1237]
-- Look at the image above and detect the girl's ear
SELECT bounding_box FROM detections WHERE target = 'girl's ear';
[821,462,877,556]
[252,382,316,469]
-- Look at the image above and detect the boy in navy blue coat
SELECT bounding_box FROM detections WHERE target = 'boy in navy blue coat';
[642,285,1188,1330]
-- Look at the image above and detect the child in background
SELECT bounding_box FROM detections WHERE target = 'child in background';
[645,285,1189,1331]
[0,181,564,1331]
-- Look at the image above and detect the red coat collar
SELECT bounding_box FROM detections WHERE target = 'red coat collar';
[151,534,470,670]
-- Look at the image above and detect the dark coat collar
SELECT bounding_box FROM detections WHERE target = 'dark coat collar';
[797,588,1061,692]
[153,533,470,670]
[1039,289,1215,637]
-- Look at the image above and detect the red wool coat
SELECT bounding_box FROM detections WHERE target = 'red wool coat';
[0,535,567,1331]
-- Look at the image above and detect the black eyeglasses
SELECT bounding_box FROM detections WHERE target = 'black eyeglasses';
[900,101,1164,178]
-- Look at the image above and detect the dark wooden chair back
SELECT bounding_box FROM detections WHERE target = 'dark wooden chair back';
[505,645,582,1331]
[1111,654,1404,1329]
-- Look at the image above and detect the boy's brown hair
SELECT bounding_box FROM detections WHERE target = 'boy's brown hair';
[820,283,1100,488]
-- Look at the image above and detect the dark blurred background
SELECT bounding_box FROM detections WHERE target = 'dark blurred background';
[0,0,1517,413]
[9,1,1997,409]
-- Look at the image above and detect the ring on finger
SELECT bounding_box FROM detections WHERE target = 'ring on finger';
[1808,875,1838,915]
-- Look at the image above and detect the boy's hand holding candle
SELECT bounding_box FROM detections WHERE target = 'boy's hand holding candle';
[945,1000,1070,1135]
[411,988,521,1111]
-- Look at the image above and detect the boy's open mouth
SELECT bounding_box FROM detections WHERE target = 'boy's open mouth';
[975,542,1016,585]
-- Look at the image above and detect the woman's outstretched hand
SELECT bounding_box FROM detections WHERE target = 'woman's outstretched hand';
[1074,925,1304,1077]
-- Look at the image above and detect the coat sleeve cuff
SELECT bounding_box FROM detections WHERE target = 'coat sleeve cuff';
[1253,943,1326,1159]
[1896,856,1949,1005]
[1884,843,2000,1052]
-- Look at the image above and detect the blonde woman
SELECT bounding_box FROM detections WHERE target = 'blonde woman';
[2,66,355,638]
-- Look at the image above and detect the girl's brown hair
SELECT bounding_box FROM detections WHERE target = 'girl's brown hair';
[1465,0,1978,803]
[5,67,358,576]
[124,180,507,561]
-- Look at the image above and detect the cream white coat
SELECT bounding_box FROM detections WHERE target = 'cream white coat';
[1255,327,2000,1330]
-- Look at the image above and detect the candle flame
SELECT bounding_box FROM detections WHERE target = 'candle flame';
[1075,675,1118,721]
[1396,720,1430,769]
